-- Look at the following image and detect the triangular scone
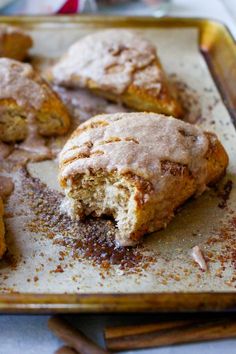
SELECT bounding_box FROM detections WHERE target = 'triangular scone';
[0,58,70,143]
[0,24,33,61]
[59,112,228,246]
[51,30,183,118]
[0,197,6,258]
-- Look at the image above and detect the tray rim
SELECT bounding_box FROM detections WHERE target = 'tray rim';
[0,292,236,314]
[1,15,236,313]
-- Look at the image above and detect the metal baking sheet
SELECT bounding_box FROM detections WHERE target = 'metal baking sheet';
[0,16,236,313]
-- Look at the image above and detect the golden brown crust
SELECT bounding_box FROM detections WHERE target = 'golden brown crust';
[85,59,183,118]
[204,132,229,185]
[123,151,227,244]
[121,134,229,245]
[0,59,71,142]
[121,162,195,243]
[0,25,33,61]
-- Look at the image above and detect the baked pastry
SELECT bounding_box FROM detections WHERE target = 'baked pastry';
[0,58,70,143]
[0,24,33,61]
[0,197,6,258]
[51,30,182,118]
[59,112,228,246]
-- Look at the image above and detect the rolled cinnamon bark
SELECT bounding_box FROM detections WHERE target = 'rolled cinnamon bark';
[55,346,78,354]
[48,316,109,354]
[105,317,236,351]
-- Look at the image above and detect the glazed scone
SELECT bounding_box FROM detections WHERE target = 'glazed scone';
[0,24,32,61]
[0,197,6,258]
[51,30,182,118]
[0,58,70,142]
[59,112,228,246]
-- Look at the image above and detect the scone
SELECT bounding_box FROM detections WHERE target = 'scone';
[0,197,6,258]
[51,30,182,118]
[0,58,70,142]
[59,112,228,246]
[0,24,33,61]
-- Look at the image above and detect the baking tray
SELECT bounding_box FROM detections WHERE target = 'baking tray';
[0,16,236,313]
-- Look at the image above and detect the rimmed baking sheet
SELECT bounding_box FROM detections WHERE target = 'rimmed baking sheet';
[0,16,236,312]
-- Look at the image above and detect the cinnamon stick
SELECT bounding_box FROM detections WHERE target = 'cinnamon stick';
[105,317,236,351]
[48,316,109,354]
[55,346,78,354]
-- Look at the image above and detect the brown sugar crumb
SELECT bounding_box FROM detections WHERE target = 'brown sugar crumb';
[58,251,66,261]
[170,274,181,281]
[72,275,79,282]
[101,260,110,270]
[34,276,39,282]
[99,271,106,280]
[231,248,236,270]
[51,265,64,273]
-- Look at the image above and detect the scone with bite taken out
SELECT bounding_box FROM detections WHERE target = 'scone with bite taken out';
[59,112,228,246]
[51,30,182,118]
[0,58,71,143]
[0,197,6,258]
[0,24,33,61]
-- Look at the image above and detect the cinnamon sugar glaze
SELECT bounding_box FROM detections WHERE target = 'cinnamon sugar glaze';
[60,112,210,195]
[0,59,54,162]
[52,30,162,95]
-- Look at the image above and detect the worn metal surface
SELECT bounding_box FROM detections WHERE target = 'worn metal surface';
[0,16,236,312]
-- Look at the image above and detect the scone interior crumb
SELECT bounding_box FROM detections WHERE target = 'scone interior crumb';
[0,101,27,142]
[65,171,140,246]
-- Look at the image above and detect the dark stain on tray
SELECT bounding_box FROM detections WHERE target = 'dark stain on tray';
[0,250,18,270]
[217,180,233,209]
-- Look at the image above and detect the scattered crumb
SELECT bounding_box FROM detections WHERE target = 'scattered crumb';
[191,245,208,271]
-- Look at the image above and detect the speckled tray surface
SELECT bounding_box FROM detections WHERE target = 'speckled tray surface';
[0,16,236,313]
